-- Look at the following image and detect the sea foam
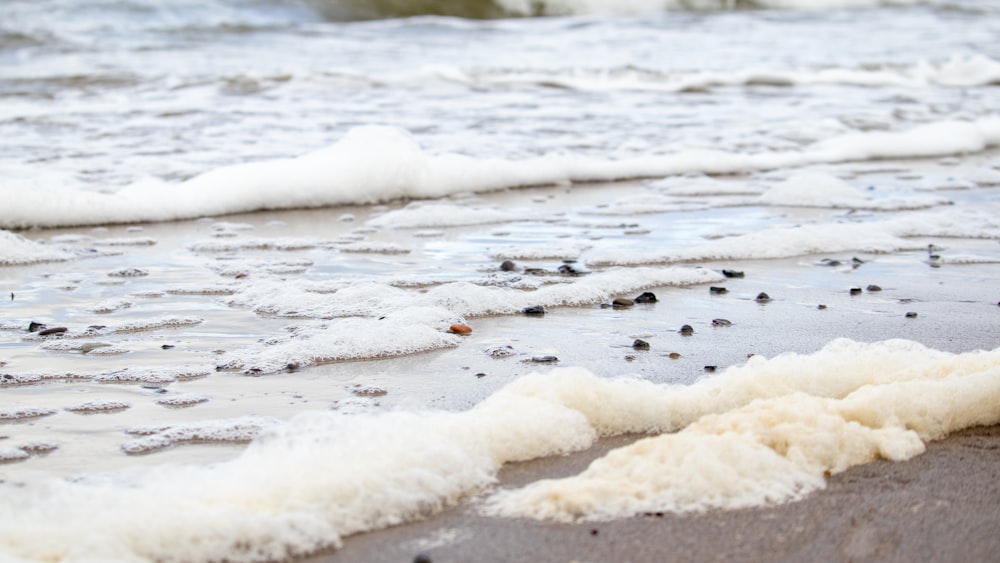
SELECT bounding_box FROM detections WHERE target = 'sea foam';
[1,339,997,562]
[1,118,998,231]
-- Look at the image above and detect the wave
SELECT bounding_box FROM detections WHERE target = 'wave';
[446,55,1000,91]
[1,117,998,231]
[304,0,927,21]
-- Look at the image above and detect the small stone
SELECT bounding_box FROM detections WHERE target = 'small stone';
[820,258,842,267]
[679,325,694,336]
[612,298,634,308]
[711,319,732,327]
[755,292,770,303]
[704,365,717,372]
[161,344,175,349]
[475,372,486,378]
[28,321,46,332]
[668,352,681,359]
[634,292,657,303]
[557,264,579,275]
[523,305,545,316]
[449,323,473,335]
[905,312,918,318]
[38,327,67,336]
[632,339,650,350]
[530,355,559,363]
[849,287,863,295]
[866,284,882,292]
[590,529,599,536]
[817,304,827,310]
[709,286,728,295]
[625,355,635,362]
[500,260,516,272]
[414,553,433,563]
[722,269,744,278]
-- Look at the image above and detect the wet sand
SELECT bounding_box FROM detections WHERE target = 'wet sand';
[311,424,1000,563]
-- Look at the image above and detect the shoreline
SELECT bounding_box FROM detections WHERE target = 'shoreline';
[310,424,1000,563]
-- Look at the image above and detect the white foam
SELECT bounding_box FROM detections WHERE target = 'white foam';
[220,266,721,373]
[0,230,73,265]
[1,339,997,562]
[485,339,1000,520]
[121,417,276,455]
[65,399,131,413]
[0,406,56,420]
[1,118,998,231]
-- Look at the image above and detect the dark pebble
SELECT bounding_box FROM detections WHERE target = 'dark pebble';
[524,267,545,275]
[755,292,770,303]
[28,321,46,332]
[500,260,516,272]
[849,287,863,295]
[557,264,579,275]
[679,325,694,336]
[161,344,175,350]
[817,304,827,310]
[414,553,433,563]
[286,363,300,372]
[38,327,67,336]
[530,355,559,363]
[852,257,865,267]
[634,291,658,303]
[866,284,882,292]
[711,319,732,327]
[612,298,634,308]
[709,286,728,295]
[523,305,545,316]
[722,269,744,278]
[632,339,650,350]
[905,312,918,318]
[704,365,717,372]
[475,372,487,378]
[590,529,599,536]
[820,259,842,267]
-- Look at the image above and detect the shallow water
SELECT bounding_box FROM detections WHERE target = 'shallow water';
[2,1,1000,561]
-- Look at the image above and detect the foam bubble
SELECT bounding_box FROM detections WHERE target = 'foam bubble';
[0,406,56,420]
[122,417,277,455]
[65,399,131,414]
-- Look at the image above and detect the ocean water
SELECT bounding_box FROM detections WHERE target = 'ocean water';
[2,0,1000,561]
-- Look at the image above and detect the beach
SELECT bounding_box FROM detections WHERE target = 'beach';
[316,425,1000,563]
[2,0,1000,561]
[3,161,1000,560]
